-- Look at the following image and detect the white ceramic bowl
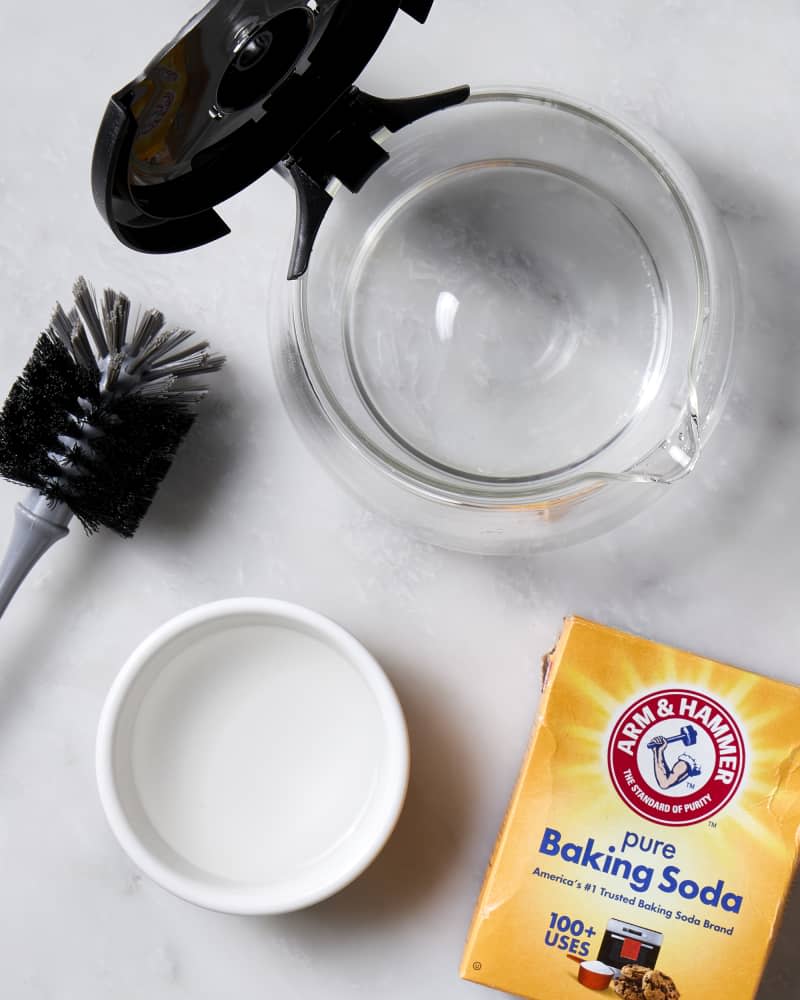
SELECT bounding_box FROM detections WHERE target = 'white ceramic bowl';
[96,599,409,915]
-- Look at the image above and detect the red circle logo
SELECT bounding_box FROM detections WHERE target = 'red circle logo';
[607,689,745,826]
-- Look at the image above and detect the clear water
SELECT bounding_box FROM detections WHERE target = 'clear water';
[344,162,669,481]
[131,624,382,884]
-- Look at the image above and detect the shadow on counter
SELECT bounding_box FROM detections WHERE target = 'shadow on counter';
[263,659,477,934]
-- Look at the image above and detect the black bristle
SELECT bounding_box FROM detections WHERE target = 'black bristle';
[0,279,224,538]
[0,335,97,495]
[0,333,199,538]
[57,394,196,537]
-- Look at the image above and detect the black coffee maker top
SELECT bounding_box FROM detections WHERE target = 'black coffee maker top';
[92,0,468,276]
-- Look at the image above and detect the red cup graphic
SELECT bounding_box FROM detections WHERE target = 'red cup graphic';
[573,959,615,990]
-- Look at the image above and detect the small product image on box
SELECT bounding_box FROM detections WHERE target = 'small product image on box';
[596,918,662,971]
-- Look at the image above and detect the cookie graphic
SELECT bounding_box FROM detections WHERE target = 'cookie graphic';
[642,969,680,1000]
[620,965,648,983]
[613,970,645,1000]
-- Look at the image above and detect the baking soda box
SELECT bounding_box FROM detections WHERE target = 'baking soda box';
[461,619,800,1000]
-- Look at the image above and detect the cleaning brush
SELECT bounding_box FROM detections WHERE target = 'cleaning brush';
[0,276,225,617]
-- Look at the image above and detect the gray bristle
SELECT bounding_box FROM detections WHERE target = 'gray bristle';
[101,289,118,352]
[130,309,165,354]
[150,339,210,368]
[72,276,108,357]
[69,313,97,371]
[101,290,130,353]
[125,329,177,375]
[137,329,196,371]
[144,351,226,380]
[135,376,179,398]
[115,295,131,351]
[49,303,74,352]
[167,389,210,406]
[101,352,124,393]
[50,275,226,407]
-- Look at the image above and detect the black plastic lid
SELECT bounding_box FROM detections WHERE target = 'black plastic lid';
[92,0,468,276]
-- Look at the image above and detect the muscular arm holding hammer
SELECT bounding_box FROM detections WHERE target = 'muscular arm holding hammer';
[650,735,691,789]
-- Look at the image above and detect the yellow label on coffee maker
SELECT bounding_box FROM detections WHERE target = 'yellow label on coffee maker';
[461,618,800,1000]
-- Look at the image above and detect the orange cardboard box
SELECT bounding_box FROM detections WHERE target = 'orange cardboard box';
[461,619,800,1000]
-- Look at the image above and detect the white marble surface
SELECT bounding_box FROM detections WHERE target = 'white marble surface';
[0,1,798,996]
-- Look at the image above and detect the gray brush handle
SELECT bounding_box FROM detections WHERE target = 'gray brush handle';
[0,491,72,618]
